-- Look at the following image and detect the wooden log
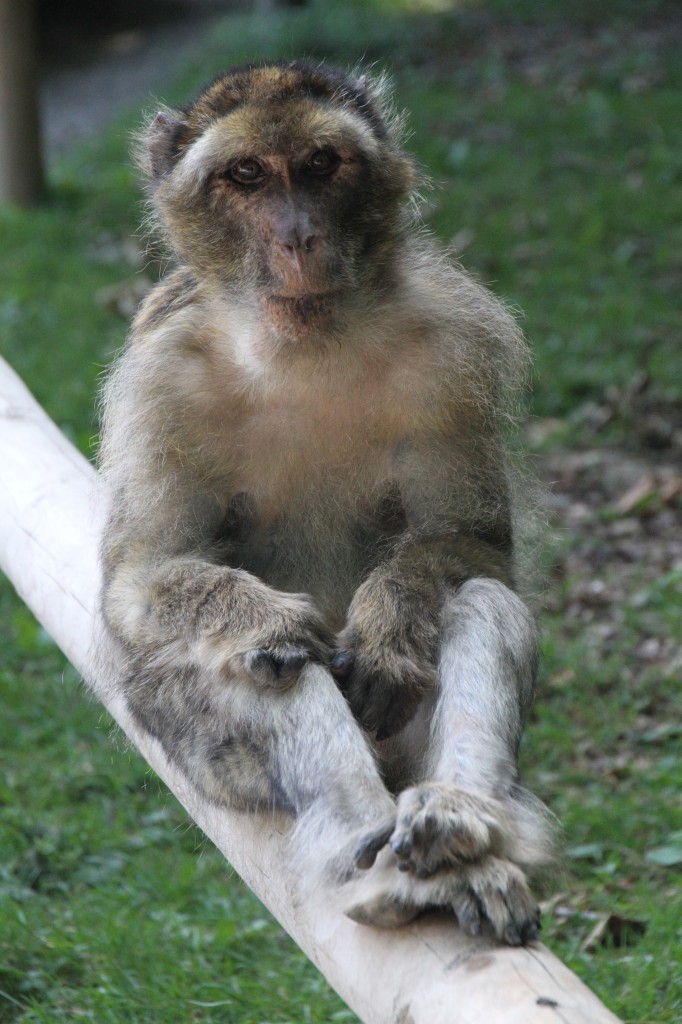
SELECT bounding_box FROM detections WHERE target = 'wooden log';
[0,354,622,1024]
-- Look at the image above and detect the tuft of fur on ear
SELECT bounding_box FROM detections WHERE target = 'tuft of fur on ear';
[346,65,406,147]
[132,109,189,183]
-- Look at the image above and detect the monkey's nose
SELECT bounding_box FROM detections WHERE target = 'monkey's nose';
[280,235,318,267]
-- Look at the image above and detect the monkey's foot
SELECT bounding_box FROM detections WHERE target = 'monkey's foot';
[345,850,540,945]
[355,782,509,878]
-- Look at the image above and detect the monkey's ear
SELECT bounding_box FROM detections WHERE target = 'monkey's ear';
[142,110,188,181]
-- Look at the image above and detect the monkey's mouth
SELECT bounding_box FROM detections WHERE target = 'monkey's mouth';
[267,290,339,303]
[265,291,340,321]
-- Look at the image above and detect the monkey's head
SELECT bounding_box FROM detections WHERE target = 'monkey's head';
[138,61,418,334]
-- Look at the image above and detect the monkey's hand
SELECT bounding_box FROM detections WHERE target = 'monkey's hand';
[331,574,440,739]
[137,562,332,689]
[208,578,333,690]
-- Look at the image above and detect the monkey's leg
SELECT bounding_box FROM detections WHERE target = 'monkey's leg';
[346,579,554,943]
[401,579,554,872]
[122,653,397,881]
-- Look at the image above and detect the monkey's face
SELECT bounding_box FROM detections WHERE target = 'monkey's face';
[143,64,417,333]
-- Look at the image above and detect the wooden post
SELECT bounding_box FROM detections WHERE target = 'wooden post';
[0,355,622,1024]
[0,0,44,205]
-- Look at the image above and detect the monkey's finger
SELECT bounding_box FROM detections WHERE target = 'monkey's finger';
[274,646,312,682]
[502,886,541,946]
[330,651,355,680]
[243,646,311,688]
[480,883,522,944]
[450,885,484,938]
[338,673,375,724]
[354,817,396,869]
[243,648,279,686]
[351,689,384,734]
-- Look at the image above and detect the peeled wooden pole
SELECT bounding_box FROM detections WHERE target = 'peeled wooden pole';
[0,355,621,1024]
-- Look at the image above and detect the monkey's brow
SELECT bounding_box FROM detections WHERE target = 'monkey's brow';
[198,122,360,165]
[199,92,376,145]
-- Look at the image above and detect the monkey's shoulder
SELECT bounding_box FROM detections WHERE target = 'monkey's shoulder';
[132,266,200,336]
[404,242,527,365]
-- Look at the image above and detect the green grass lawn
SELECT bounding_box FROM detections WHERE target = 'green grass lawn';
[1,1,681,1021]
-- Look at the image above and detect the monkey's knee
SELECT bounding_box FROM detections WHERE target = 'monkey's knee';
[442,578,538,698]
[445,577,536,637]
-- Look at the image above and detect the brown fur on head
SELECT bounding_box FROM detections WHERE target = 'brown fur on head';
[136,61,418,332]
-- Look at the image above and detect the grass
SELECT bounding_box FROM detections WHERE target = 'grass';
[1,0,680,1021]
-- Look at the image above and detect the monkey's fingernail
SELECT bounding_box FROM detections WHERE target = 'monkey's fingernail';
[522,921,541,944]
[331,652,354,677]
[522,912,542,943]
[461,913,482,937]
[245,648,272,674]
[391,836,411,857]
[504,923,522,946]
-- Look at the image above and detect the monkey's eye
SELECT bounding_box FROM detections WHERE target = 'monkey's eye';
[228,158,266,185]
[304,148,340,178]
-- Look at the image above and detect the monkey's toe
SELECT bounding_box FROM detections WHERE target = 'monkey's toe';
[344,850,540,946]
[455,857,541,946]
[345,892,421,929]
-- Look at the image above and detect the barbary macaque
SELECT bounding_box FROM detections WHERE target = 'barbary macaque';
[99,60,555,945]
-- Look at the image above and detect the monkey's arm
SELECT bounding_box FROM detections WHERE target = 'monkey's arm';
[333,432,516,739]
[102,534,331,688]
[99,347,330,689]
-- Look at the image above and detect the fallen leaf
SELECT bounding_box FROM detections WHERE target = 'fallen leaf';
[645,833,682,867]
[613,475,657,515]
[660,475,682,504]
[566,842,604,862]
[580,913,647,952]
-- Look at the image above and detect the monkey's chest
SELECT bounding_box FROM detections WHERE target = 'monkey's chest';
[221,413,407,619]
[229,399,404,512]
[222,485,402,624]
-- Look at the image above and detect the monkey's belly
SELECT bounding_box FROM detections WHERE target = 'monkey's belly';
[223,509,393,626]
[228,524,360,624]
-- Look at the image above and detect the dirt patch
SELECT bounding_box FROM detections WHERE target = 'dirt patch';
[536,415,681,689]
[40,1,240,155]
